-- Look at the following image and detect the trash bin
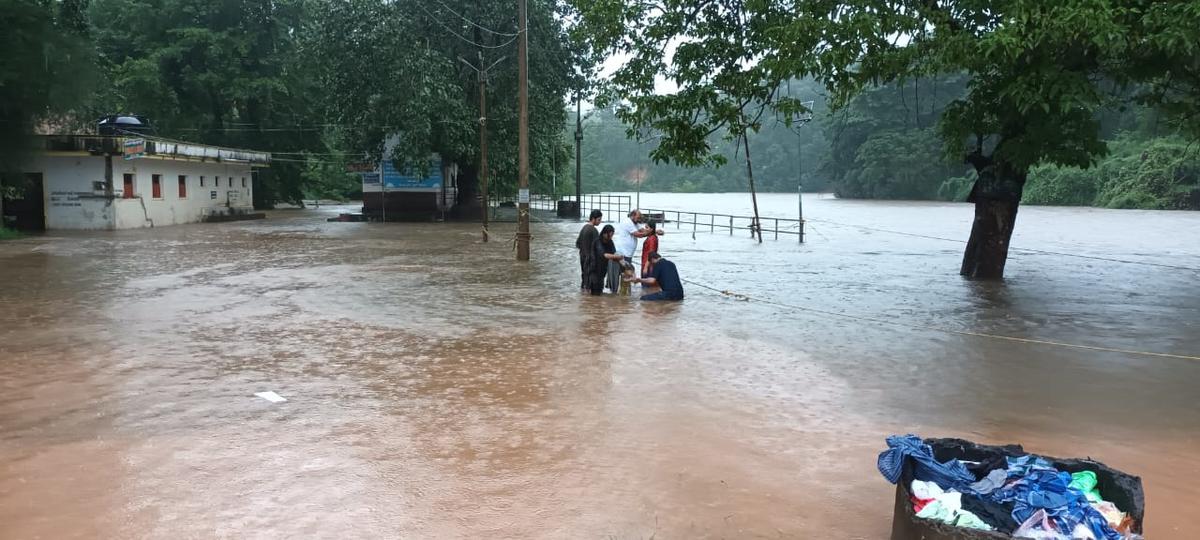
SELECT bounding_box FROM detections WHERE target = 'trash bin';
[557,200,579,218]
[888,438,1144,540]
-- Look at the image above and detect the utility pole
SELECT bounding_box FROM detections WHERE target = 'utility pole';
[795,99,814,244]
[478,51,490,243]
[797,131,804,243]
[460,53,508,242]
[741,119,763,244]
[574,97,582,220]
[516,0,531,260]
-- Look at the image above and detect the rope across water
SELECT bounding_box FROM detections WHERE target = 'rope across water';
[681,278,1200,362]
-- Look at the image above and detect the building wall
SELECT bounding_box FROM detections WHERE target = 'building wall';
[37,155,115,229]
[29,155,256,230]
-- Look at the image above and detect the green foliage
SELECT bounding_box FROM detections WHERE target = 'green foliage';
[569,0,1200,208]
[76,0,585,206]
[306,0,584,198]
[1095,137,1200,209]
[1022,166,1100,207]
[88,0,319,206]
[1020,135,1200,209]
[838,128,962,200]
[0,226,22,241]
[0,0,97,170]
[573,80,828,194]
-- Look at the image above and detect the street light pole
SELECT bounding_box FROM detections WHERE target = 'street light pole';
[515,0,531,261]
[574,98,582,220]
[798,130,803,243]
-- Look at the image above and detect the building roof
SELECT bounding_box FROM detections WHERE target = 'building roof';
[39,135,271,166]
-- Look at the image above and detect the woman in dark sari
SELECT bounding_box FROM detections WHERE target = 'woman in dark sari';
[588,225,621,295]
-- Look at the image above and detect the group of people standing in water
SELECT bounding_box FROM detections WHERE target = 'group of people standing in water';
[575,209,685,301]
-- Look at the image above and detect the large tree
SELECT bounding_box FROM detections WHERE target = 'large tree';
[571,0,1200,278]
[0,0,96,220]
[90,0,319,205]
[305,0,586,204]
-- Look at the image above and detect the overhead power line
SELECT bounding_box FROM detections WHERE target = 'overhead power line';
[434,0,518,37]
[417,2,519,50]
[806,218,1200,272]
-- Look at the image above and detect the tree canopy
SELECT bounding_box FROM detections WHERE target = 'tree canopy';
[569,0,1200,278]
[0,0,96,170]
[1,0,586,206]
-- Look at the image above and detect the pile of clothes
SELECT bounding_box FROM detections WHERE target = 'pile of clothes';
[878,435,1141,540]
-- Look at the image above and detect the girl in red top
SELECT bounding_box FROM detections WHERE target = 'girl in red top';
[641,220,660,276]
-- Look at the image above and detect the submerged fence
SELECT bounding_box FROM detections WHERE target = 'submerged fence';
[486,193,802,242]
[642,208,804,243]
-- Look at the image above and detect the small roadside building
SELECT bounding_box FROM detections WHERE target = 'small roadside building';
[3,132,270,231]
[360,156,460,221]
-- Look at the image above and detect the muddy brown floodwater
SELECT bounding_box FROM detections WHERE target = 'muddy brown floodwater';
[2,196,1199,539]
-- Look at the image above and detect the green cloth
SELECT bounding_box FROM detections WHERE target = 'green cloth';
[1069,470,1103,503]
[952,511,995,531]
[914,493,994,532]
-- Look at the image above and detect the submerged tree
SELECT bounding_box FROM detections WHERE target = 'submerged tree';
[571,0,1200,279]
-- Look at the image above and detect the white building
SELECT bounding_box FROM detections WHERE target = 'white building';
[7,135,270,230]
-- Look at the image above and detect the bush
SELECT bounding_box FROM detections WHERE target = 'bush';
[1095,137,1200,209]
[1023,164,1101,206]
[1016,135,1200,209]
[838,128,969,199]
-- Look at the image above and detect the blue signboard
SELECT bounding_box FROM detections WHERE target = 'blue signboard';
[361,172,380,185]
[381,158,442,190]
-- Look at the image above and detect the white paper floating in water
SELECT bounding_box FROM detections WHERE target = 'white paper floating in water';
[254,391,287,403]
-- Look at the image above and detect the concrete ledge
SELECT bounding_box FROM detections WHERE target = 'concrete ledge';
[202,212,266,223]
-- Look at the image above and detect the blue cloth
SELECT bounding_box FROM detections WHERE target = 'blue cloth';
[875,439,1123,540]
[1005,455,1056,477]
[876,435,976,489]
[990,462,1122,540]
[967,468,1008,495]
[640,291,681,301]
[647,259,684,299]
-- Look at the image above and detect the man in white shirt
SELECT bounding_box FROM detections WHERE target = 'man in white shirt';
[613,209,653,266]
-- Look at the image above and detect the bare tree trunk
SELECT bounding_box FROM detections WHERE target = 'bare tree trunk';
[960,153,1026,279]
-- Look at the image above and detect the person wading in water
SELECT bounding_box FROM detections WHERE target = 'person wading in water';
[589,225,623,295]
[575,210,603,292]
[628,251,684,301]
[640,220,663,277]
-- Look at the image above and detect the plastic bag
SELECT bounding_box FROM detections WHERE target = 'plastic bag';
[1013,510,1069,539]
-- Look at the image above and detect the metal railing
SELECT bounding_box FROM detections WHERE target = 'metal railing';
[488,194,559,222]
[481,194,802,242]
[642,208,804,243]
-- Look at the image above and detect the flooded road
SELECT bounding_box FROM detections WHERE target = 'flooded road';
[2,195,1199,539]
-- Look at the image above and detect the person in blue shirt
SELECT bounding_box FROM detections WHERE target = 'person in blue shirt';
[628,251,684,301]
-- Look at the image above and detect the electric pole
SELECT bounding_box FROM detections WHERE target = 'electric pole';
[574,97,582,220]
[516,0,531,260]
[461,53,507,243]
[478,51,490,243]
